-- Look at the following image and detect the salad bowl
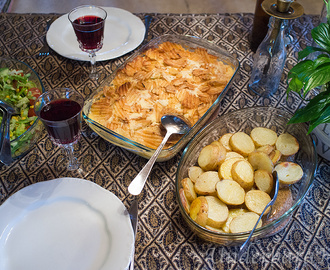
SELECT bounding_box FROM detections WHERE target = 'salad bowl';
[0,57,44,161]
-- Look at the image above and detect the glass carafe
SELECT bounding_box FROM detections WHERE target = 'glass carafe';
[248,16,287,97]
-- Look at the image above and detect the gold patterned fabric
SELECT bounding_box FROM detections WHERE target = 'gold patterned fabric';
[0,12,329,269]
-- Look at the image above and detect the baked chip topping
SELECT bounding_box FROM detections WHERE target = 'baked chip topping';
[89,41,234,149]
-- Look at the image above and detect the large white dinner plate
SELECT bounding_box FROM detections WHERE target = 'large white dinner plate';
[46,7,146,61]
[0,178,134,270]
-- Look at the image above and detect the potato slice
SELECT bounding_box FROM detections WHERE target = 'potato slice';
[179,188,191,214]
[188,166,204,183]
[216,179,245,205]
[250,127,278,147]
[224,151,244,162]
[195,171,220,195]
[229,212,262,233]
[198,143,227,171]
[274,162,303,185]
[248,151,274,173]
[205,196,229,228]
[222,208,248,233]
[257,144,275,155]
[211,140,223,148]
[231,159,254,189]
[189,196,208,227]
[269,149,282,164]
[229,131,255,156]
[218,157,243,180]
[181,177,197,202]
[219,133,233,151]
[254,169,273,194]
[245,190,271,215]
[275,133,299,156]
[205,225,225,233]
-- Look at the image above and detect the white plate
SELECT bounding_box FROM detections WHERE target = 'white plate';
[46,7,146,61]
[0,178,134,270]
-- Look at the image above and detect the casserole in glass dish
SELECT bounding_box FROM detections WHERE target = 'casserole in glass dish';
[83,34,239,161]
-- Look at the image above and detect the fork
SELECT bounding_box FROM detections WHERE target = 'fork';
[37,18,54,57]
[128,198,138,270]
[0,100,18,165]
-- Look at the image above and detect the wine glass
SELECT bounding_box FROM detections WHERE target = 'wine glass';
[68,5,107,80]
[34,88,84,170]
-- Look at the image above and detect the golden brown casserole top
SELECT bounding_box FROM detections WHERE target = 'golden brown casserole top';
[89,41,234,149]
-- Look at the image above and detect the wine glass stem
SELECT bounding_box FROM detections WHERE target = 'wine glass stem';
[63,143,79,170]
[89,51,98,80]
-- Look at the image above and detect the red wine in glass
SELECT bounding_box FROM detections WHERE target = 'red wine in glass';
[35,88,84,171]
[72,15,105,51]
[69,5,107,80]
[40,99,82,145]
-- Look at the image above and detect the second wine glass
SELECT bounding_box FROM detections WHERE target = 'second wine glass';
[34,88,84,171]
[68,5,107,80]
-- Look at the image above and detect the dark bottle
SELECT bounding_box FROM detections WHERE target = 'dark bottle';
[250,0,270,52]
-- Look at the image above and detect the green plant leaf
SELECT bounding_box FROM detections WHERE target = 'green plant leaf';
[287,56,330,95]
[287,60,314,82]
[308,105,330,133]
[312,22,330,52]
[303,63,330,93]
[286,77,303,94]
[287,89,330,124]
[286,18,330,135]
[298,46,328,59]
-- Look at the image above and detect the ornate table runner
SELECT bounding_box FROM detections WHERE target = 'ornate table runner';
[0,12,329,269]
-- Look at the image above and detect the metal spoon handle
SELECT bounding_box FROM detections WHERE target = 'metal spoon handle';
[0,110,14,165]
[238,171,279,259]
[238,197,274,258]
[128,130,173,196]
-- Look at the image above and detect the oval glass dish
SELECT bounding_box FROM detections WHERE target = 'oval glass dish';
[176,106,317,245]
[0,57,44,160]
[83,34,239,161]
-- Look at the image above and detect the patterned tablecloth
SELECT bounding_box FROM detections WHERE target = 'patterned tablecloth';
[0,12,329,270]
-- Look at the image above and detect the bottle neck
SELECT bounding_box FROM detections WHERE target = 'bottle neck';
[266,17,287,49]
[268,16,287,32]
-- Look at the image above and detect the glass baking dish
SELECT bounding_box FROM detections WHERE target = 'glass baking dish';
[83,34,239,161]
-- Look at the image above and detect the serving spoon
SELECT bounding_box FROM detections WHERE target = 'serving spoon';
[128,115,191,196]
[0,100,17,165]
[237,171,279,259]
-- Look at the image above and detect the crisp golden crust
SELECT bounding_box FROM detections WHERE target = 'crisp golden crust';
[89,41,234,149]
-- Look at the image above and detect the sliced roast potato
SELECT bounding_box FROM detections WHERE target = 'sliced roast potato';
[250,127,278,147]
[275,162,303,185]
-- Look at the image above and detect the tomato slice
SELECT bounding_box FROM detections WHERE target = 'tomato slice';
[28,107,36,117]
[28,88,42,106]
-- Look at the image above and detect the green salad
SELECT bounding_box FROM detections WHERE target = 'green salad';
[0,67,42,140]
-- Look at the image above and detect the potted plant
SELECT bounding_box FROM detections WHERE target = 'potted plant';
[286,0,330,159]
